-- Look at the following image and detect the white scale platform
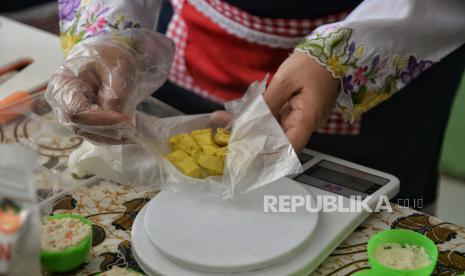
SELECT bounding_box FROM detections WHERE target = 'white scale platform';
[132,149,400,275]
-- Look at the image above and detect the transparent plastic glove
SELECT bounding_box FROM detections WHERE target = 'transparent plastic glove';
[46,28,174,144]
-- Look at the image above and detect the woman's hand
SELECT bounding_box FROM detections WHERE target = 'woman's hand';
[212,51,339,152]
[264,51,340,152]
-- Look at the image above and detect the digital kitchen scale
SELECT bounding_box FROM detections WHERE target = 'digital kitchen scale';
[132,148,399,275]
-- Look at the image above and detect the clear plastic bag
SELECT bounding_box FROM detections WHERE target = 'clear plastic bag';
[69,80,303,198]
[0,92,99,210]
[45,28,174,143]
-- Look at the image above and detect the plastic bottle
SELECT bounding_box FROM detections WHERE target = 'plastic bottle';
[0,143,40,275]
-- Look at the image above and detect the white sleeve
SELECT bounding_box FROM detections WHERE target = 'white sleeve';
[296,0,465,120]
[59,0,162,55]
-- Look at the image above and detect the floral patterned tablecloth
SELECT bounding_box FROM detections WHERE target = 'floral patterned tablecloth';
[1,98,465,276]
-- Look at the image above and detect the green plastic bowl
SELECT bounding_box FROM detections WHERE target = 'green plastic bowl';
[367,229,438,276]
[40,213,93,273]
[352,269,375,276]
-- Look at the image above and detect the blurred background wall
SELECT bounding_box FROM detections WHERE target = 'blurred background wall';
[1,0,59,34]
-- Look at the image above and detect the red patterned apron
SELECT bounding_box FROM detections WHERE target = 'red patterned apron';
[166,0,360,135]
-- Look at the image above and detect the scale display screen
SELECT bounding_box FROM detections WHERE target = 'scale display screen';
[298,153,314,163]
[294,160,389,198]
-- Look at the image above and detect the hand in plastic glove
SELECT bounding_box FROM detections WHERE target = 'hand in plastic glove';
[264,51,339,152]
[53,43,134,127]
[49,43,137,144]
[213,51,339,152]
[46,29,174,144]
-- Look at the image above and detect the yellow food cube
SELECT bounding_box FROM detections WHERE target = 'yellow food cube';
[165,150,188,162]
[165,150,200,178]
[197,154,224,175]
[167,128,230,178]
[191,128,215,145]
[169,133,201,156]
[199,167,210,179]
[200,144,220,155]
[216,146,228,159]
[214,128,230,146]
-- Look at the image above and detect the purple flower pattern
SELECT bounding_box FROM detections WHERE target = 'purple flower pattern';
[400,56,434,84]
[59,0,81,21]
[59,1,142,54]
[297,28,435,118]
[342,75,354,93]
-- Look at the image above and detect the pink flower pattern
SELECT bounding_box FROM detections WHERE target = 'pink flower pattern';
[60,0,142,53]
[297,28,434,117]
[86,17,108,34]
[353,66,368,86]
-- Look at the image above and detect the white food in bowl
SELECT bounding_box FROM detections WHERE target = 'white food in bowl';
[373,243,431,270]
[41,217,90,251]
